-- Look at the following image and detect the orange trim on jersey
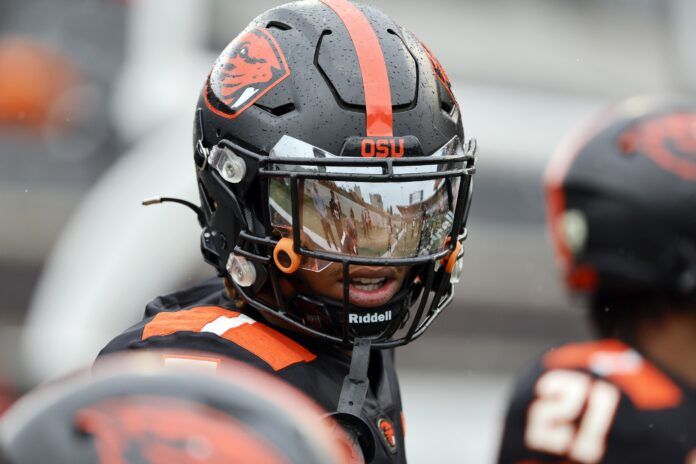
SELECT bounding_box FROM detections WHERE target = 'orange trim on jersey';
[142,306,230,339]
[544,339,683,410]
[142,306,316,371]
[220,320,316,371]
[320,0,393,137]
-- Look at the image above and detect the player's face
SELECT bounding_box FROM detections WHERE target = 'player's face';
[298,264,411,308]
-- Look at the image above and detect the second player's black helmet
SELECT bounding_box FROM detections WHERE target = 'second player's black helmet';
[0,352,352,464]
[189,0,477,347]
[545,96,696,303]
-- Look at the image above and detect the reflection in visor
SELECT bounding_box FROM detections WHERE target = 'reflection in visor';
[269,177,457,259]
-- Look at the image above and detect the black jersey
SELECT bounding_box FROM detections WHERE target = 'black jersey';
[98,277,407,464]
[497,339,696,464]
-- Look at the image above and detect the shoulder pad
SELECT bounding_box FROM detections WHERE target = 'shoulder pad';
[142,305,316,371]
[144,277,227,317]
[543,339,682,410]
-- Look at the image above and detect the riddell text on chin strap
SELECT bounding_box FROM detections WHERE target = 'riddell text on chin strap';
[327,338,376,463]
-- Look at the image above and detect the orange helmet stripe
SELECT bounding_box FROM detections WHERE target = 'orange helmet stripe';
[320,0,394,137]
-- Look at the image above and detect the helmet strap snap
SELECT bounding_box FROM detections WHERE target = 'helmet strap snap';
[273,238,301,274]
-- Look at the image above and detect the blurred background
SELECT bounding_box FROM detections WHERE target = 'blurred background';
[0,0,694,462]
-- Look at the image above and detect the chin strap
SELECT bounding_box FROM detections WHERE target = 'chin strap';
[338,338,371,415]
[326,338,376,463]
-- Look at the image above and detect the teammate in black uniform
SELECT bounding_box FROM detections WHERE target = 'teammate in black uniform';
[98,1,477,463]
[497,97,696,464]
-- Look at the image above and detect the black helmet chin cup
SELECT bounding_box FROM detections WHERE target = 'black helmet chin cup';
[291,284,414,340]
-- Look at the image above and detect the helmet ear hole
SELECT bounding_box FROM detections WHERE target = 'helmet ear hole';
[274,238,301,274]
[439,88,455,115]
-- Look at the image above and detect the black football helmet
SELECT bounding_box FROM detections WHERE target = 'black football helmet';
[0,351,353,464]
[182,0,476,348]
[545,96,696,301]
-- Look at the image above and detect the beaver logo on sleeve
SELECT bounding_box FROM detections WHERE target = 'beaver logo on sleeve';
[376,417,398,454]
[205,28,290,119]
[74,396,286,463]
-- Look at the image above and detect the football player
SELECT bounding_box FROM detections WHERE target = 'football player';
[97,1,476,463]
[1,350,354,463]
[497,97,696,464]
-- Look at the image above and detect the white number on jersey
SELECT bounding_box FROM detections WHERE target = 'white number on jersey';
[525,369,621,463]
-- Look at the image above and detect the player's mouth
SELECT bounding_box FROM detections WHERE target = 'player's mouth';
[341,269,401,308]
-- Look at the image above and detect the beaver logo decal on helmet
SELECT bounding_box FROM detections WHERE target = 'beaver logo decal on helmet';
[419,40,456,102]
[619,112,696,182]
[205,28,290,119]
[74,396,286,464]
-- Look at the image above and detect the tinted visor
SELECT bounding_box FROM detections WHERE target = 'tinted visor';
[265,135,468,269]
[270,177,457,259]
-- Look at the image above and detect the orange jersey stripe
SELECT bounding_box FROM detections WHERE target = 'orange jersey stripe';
[220,320,316,371]
[142,306,316,371]
[320,0,393,137]
[142,306,230,339]
[544,339,682,410]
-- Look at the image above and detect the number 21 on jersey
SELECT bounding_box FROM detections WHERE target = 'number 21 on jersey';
[525,369,621,463]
